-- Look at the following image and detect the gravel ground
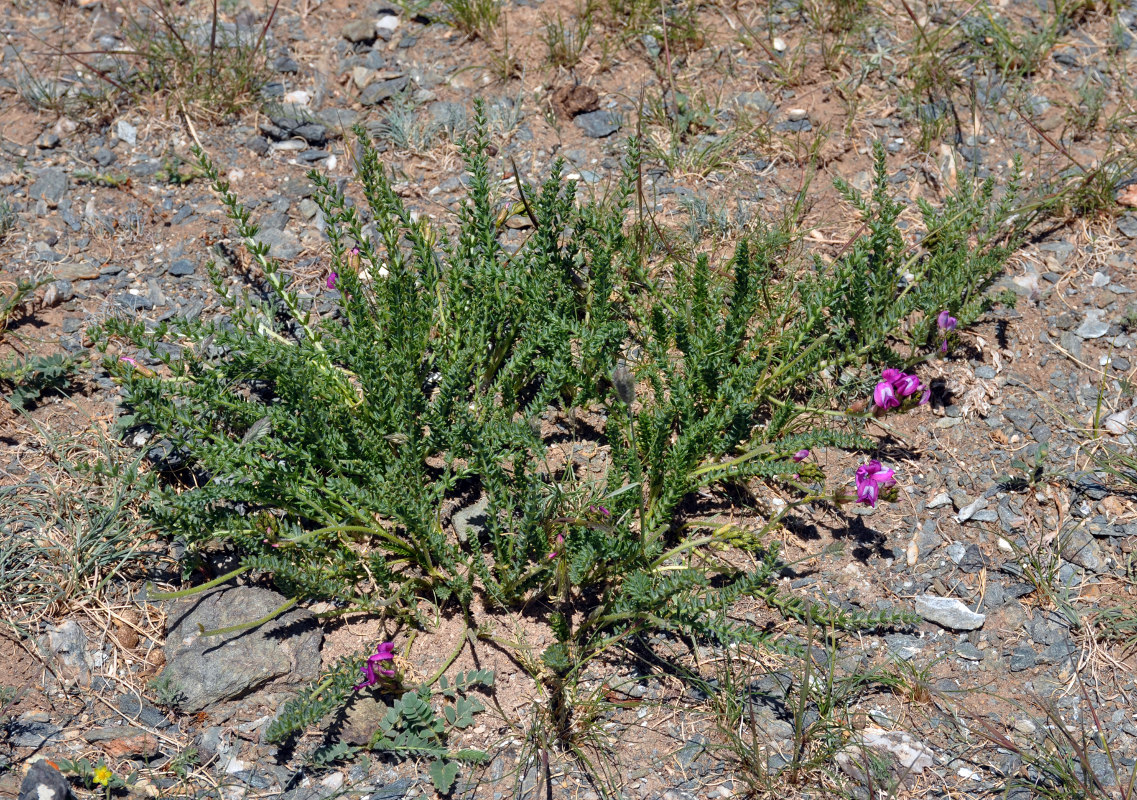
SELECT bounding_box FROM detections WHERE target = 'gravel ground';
[3,0,1137,797]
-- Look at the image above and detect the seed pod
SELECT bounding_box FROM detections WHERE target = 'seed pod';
[612,359,635,406]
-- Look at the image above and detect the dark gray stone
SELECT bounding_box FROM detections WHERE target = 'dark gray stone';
[273,55,300,73]
[8,720,64,748]
[370,777,414,800]
[18,759,71,800]
[29,168,68,207]
[1009,646,1037,672]
[158,586,323,712]
[958,544,987,573]
[574,110,621,138]
[360,76,409,106]
[1118,214,1137,238]
[247,135,271,156]
[168,259,196,277]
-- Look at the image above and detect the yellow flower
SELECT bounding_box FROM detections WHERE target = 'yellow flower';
[92,765,112,786]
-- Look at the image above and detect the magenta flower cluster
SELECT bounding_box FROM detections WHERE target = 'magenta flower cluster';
[354,641,396,690]
[872,368,929,410]
[854,460,895,507]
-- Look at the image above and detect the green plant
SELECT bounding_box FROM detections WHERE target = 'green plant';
[0,352,79,410]
[542,6,593,68]
[54,757,131,799]
[0,429,153,633]
[99,104,1022,783]
[269,662,494,793]
[443,0,501,40]
[971,687,1137,800]
[74,169,133,188]
[118,0,279,120]
[0,200,15,243]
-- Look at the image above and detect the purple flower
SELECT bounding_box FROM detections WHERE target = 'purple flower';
[326,272,338,290]
[792,449,810,463]
[937,310,957,332]
[881,368,904,385]
[854,460,896,508]
[892,373,924,398]
[353,642,396,690]
[873,380,900,410]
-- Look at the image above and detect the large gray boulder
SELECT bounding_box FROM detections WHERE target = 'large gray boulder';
[159,586,322,712]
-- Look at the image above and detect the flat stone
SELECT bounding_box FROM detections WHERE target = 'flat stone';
[1076,310,1111,339]
[29,168,68,207]
[8,720,64,748]
[256,228,302,260]
[342,19,377,42]
[317,108,360,135]
[360,76,409,106]
[168,258,196,277]
[574,110,621,138]
[956,498,987,523]
[1117,214,1137,238]
[1009,645,1037,671]
[734,91,774,113]
[158,586,322,712]
[926,492,952,509]
[914,595,985,630]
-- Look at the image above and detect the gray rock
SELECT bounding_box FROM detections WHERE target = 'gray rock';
[168,259,196,277]
[370,778,414,800]
[1059,330,1083,359]
[29,168,68,207]
[8,719,64,748]
[342,19,377,43]
[335,694,389,745]
[1008,645,1036,671]
[914,595,985,630]
[926,492,952,509]
[360,76,409,106]
[256,228,302,260]
[1061,528,1106,572]
[956,497,987,522]
[158,586,323,712]
[734,91,774,113]
[40,619,93,686]
[247,135,271,156]
[317,108,361,135]
[575,110,621,138]
[18,759,71,800]
[956,642,983,661]
[1076,310,1111,339]
[958,544,987,573]
[1117,214,1137,238]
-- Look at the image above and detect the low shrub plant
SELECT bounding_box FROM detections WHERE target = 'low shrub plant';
[97,104,1022,781]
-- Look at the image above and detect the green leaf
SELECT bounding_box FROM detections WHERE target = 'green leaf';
[429,760,460,794]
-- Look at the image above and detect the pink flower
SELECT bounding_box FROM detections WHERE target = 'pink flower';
[892,373,924,398]
[119,356,139,367]
[548,533,565,560]
[854,460,896,508]
[873,380,900,410]
[326,272,338,290]
[353,642,396,690]
[881,368,904,385]
[792,449,810,462]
